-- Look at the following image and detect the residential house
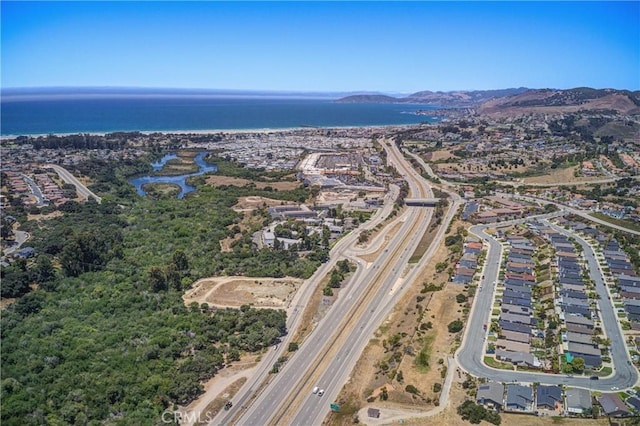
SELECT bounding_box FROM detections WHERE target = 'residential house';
[598,393,631,417]
[477,382,504,411]
[565,388,592,415]
[536,385,562,410]
[505,384,534,411]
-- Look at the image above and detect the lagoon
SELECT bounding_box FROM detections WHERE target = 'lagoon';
[129,152,217,199]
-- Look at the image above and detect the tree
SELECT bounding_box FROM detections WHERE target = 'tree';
[379,387,388,401]
[405,384,419,394]
[148,266,167,292]
[572,357,585,373]
[448,319,464,333]
[457,400,500,425]
[165,263,182,290]
[172,250,189,274]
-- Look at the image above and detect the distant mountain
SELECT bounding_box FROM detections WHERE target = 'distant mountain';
[478,87,640,115]
[336,94,400,103]
[334,88,530,107]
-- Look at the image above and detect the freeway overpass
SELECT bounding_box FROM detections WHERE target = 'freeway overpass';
[404,198,440,207]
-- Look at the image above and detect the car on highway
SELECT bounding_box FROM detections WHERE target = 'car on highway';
[590,376,599,380]
[312,386,319,394]
[318,389,325,397]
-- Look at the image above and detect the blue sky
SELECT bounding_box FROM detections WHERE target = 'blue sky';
[2,1,639,93]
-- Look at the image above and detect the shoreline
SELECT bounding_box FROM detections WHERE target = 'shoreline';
[0,122,433,140]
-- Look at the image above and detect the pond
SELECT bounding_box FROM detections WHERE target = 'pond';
[129,152,217,199]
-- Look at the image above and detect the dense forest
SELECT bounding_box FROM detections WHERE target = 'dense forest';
[1,152,319,424]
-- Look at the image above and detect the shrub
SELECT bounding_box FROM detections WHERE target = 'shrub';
[405,384,419,395]
[448,319,464,333]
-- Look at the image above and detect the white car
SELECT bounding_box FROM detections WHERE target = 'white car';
[312,386,319,394]
[318,389,325,397]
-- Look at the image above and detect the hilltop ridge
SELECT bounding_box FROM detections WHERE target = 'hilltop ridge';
[336,87,640,115]
[478,87,640,116]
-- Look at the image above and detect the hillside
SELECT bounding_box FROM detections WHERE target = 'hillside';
[478,87,640,116]
[404,87,529,106]
[334,88,529,107]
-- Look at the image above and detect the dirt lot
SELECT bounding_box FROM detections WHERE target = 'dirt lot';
[232,196,296,211]
[428,149,455,162]
[183,276,302,309]
[205,175,300,191]
[521,165,603,185]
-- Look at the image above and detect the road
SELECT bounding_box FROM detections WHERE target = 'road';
[285,142,465,425]
[457,214,638,391]
[205,188,398,425]
[232,139,439,425]
[20,174,47,206]
[46,164,102,203]
[2,230,30,257]
[205,175,402,426]
[501,192,640,236]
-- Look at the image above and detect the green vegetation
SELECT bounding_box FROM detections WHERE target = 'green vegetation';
[0,155,321,424]
[414,334,434,372]
[322,259,354,296]
[483,357,514,370]
[598,366,613,376]
[448,319,464,333]
[457,400,501,425]
[405,384,419,395]
[591,212,640,233]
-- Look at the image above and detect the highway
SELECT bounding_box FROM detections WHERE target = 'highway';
[283,142,465,425]
[46,164,102,203]
[204,185,401,426]
[457,214,638,391]
[231,138,439,425]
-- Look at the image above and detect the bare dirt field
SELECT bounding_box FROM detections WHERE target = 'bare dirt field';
[0,298,16,310]
[232,196,296,211]
[521,165,603,185]
[205,175,300,191]
[429,149,455,162]
[316,190,359,205]
[27,210,63,221]
[183,276,302,309]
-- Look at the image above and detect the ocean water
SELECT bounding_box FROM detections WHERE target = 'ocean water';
[1,97,439,136]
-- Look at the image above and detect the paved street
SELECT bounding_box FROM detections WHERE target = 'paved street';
[47,164,102,203]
